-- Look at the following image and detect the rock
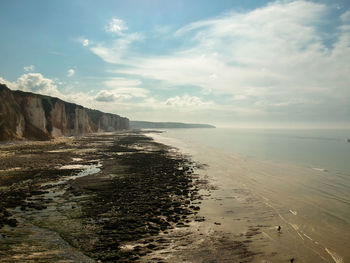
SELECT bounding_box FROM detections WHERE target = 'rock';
[6,218,17,227]
[0,83,129,141]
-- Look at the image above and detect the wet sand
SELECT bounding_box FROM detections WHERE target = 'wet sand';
[149,131,349,263]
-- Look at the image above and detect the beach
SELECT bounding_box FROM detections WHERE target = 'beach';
[0,131,261,263]
[1,130,349,262]
[1,0,349,262]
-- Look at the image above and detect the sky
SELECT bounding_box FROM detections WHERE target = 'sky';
[0,0,349,128]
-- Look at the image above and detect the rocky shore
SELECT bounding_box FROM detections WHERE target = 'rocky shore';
[0,131,267,263]
[0,131,204,262]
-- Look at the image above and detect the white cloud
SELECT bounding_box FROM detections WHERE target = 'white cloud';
[0,74,99,113]
[82,39,89,46]
[165,95,213,107]
[118,1,334,97]
[24,65,35,72]
[105,17,128,35]
[0,73,151,117]
[104,77,141,87]
[95,87,149,102]
[88,1,349,124]
[77,37,90,47]
[94,77,147,103]
[67,69,75,77]
[0,77,17,90]
[16,73,62,97]
[95,90,131,102]
[113,87,149,97]
[341,10,350,22]
[90,32,143,63]
[3,1,349,126]
[90,17,145,63]
[0,73,83,104]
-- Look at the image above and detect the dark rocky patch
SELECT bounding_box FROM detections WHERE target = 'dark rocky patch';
[65,133,201,261]
[0,132,203,262]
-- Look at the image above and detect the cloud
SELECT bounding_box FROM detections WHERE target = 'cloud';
[82,39,89,46]
[16,73,62,97]
[90,32,143,63]
[165,95,213,107]
[341,10,350,22]
[95,87,149,102]
[90,17,144,63]
[94,77,148,103]
[77,37,90,47]
[0,73,76,101]
[118,1,335,96]
[0,74,96,112]
[3,1,349,126]
[67,69,75,77]
[104,77,141,87]
[0,73,150,116]
[0,77,17,90]
[105,17,128,35]
[95,90,131,102]
[88,0,349,124]
[113,87,149,97]
[24,65,35,72]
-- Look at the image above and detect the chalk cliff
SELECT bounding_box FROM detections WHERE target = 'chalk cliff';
[0,84,129,141]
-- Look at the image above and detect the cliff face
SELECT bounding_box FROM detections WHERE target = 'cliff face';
[0,84,129,141]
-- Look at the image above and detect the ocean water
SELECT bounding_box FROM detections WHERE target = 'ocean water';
[150,128,350,263]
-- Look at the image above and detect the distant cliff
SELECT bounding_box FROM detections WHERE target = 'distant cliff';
[0,84,129,141]
[130,121,215,129]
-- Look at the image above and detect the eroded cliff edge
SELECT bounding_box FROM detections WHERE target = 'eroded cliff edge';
[0,83,129,141]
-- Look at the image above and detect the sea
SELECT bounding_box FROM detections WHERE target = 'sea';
[150,128,350,263]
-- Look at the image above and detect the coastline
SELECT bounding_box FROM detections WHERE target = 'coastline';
[1,130,347,262]
[1,131,260,262]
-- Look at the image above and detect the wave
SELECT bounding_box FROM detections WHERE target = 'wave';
[325,248,344,263]
[289,209,298,215]
[312,167,328,172]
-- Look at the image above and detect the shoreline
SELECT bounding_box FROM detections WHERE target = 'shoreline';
[0,131,271,262]
[2,130,346,262]
[149,130,349,263]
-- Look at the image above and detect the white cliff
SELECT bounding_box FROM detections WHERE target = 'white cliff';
[0,83,129,141]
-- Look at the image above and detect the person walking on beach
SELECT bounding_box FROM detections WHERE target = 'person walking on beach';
[277,225,281,232]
